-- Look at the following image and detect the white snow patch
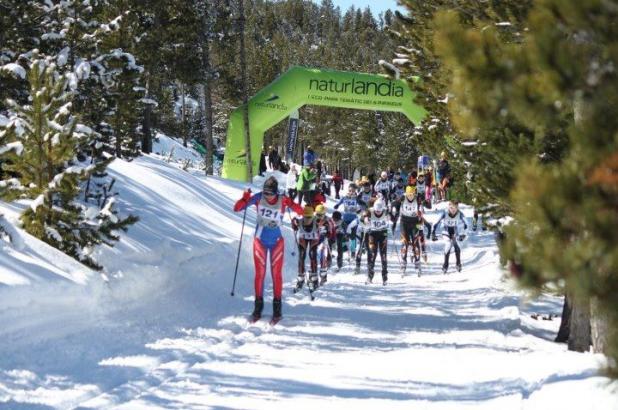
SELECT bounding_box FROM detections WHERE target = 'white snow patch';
[1,63,26,79]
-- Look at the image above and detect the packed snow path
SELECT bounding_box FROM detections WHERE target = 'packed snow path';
[0,155,614,409]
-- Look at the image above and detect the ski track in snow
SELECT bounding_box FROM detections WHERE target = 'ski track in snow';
[0,153,616,409]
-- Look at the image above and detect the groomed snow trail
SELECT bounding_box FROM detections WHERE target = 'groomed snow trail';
[0,155,615,410]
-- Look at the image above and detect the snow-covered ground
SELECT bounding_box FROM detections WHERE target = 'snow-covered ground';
[0,137,616,409]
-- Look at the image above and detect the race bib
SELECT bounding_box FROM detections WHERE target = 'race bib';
[401,200,418,217]
[258,207,282,228]
[371,218,389,230]
[343,198,358,213]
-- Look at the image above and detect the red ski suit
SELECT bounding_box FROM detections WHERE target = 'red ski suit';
[234,192,303,298]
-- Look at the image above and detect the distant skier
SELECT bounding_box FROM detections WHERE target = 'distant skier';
[374,171,392,206]
[357,177,374,210]
[292,205,320,295]
[389,177,406,234]
[331,211,347,271]
[233,176,303,321]
[334,183,363,262]
[315,204,335,285]
[432,200,468,273]
[399,186,424,270]
[364,198,391,285]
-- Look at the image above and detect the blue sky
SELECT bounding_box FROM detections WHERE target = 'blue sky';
[320,0,405,16]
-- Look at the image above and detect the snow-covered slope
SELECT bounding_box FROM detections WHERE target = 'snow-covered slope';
[0,145,616,409]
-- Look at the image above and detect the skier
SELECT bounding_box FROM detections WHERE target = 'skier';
[315,204,335,285]
[399,186,424,271]
[410,212,430,275]
[331,211,347,271]
[332,170,344,199]
[364,198,391,284]
[432,200,468,273]
[292,205,320,294]
[389,177,406,234]
[374,171,392,206]
[416,172,428,207]
[334,183,363,262]
[233,176,304,321]
[353,214,369,275]
[357,178,374,211]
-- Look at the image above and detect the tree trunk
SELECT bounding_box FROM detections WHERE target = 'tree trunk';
[141,77,153,154]
[238,0,252,181]
[198,84,214,175]
[555,294,571,343]
[180,82,187,147]
[568,294,591,352]
[591,297,609,354]
[197,0,214,176]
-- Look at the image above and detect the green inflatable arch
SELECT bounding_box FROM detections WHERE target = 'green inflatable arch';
[222,66,427,181]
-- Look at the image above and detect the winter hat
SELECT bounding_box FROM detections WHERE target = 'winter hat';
[332,211,342,221]
[374,199,385,213]
[405,186,416,195]
[315,204,326,215]
[263,176,278,195]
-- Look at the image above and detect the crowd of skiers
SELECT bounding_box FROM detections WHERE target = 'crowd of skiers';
[234,149,470,321]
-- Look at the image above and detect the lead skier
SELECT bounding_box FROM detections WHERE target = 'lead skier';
[233,176,303,321]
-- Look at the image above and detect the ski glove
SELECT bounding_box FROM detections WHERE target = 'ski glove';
[458,234,466,242]
[432,233,438,241]
[463,223,468,230]
[242,190,251,202]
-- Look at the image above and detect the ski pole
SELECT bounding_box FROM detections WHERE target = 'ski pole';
[231,189,251,297]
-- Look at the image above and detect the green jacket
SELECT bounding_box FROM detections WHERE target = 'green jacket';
[297,167,317,191]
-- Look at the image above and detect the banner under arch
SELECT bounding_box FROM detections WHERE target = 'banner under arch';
[222,66,427,181]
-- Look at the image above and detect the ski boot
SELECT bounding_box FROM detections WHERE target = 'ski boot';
[365,272,374,285]
[293,276,305,293]
[442,265,448,274]
[456,264,462,273]
[422,252,428,263]
[354,264,361,275]
[272,298,282,320]
[382,273,388,286]
[319,273,327,286]
[251,297,264,321]
[308,275,319,291]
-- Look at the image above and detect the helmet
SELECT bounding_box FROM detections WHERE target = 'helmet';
[405,186,416,195]
[380,171,387,179]
[303,205,315,218]
[315,204,326,215]
[332,211,342,221]
[374,199,385,213]
[263,176,278,195]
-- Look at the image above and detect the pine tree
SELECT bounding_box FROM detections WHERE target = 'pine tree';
[433,0,618,376]
[0,55,137,269]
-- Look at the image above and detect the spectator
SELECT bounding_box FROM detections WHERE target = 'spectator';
[437,151,452,201]
[286,165,298,200]
[296,162,317,205]
[268,146,280,171]
[259,148,267,176]
[316,160,323,181]
[332,169,343,199]
[407,170,417,187]
[303,145,316,167]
